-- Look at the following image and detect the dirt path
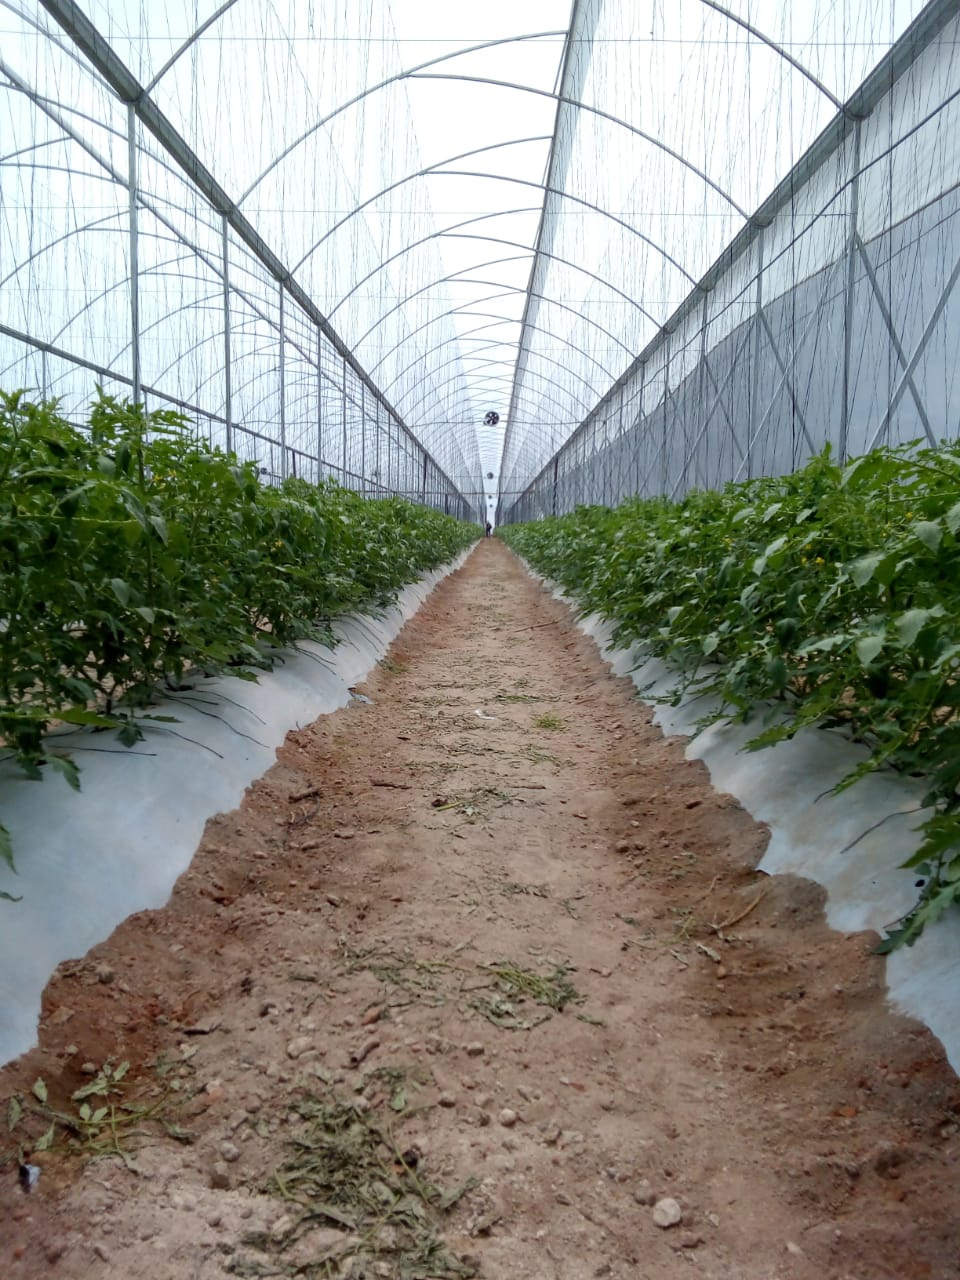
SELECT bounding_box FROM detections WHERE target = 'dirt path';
[2,539,959,1280]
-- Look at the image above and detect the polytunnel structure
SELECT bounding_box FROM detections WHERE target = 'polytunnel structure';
[6,5,960,1276]
[2,1,957,523]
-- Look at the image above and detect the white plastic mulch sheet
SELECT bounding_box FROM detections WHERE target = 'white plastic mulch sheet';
[0,551,471,1066]
[573,605,960,1075]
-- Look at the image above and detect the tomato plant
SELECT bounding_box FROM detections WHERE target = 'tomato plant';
[0,390,477,874]
[501,443,960,950]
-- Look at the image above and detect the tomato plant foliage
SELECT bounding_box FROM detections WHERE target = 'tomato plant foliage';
[501,444,960,950]
[0,390,477,874]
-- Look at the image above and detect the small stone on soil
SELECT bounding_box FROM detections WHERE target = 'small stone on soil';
[652,1197,683,1228]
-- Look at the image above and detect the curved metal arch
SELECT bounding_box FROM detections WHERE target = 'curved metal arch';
[0,2,110,92]
[240,35,750,223]
[350,257,654,353]
[409,74,750,220]
[333,231,656,330]
[385,340,532,406]
[380,317,617,396]
[289,135,550,274]
[42,249,205,351]
[328,208,540,316]
[1,135,78,165]
[371,310,524,376]
[145,0,243,92]
[697,0,847,115]
[401,369,590,432]
[0,211,124,289]
[239,31,566,203]
[396,351,600,420]
[355,274,636,358]
[295,168,696,292]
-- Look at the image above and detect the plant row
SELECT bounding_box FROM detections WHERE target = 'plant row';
[0,389,477,875]
[500,444,960,950]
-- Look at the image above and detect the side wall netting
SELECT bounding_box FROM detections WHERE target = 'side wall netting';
[0,7,476,522]
[501,4,960,523]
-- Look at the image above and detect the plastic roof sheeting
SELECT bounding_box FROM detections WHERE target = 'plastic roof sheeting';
[0,1,936,512]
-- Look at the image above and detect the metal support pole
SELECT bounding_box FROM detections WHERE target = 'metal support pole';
[693,290,712,491]
[41,351,48,401]
[360,383,367,493]
[341,356,348,485]
[634,366,645,496]
[221,216,233,455]
[316,328,323,484]
[748,240,764,481]
[662,340,671,495]
[278,284,287,477]
[840,122,863,460]
[127,104,141,407]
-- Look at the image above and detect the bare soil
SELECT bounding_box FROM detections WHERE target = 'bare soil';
[2,539,959,1279]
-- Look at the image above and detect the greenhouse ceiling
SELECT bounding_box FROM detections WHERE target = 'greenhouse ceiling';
[0,0,934,512]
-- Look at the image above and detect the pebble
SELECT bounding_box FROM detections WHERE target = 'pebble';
[271,1215,294,1241]
[632,1180,655,1206]
[80,1061,97,1075]
[207,1212,223,1228]
[286,1036,314,1060]
[786,1241,804,1256]
[45,1242,67,1263]
[92,1242,111,1261]
[498,1108,518,1128]
[326,894,342,907]
[652,1197,683,1228]
[209,1161,232,1190]
[438,1093,457,1108]
[465,1042,485,1057]
[220,1140,241,1163]
[95,963,115,984]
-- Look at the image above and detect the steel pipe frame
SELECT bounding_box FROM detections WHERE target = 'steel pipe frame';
[293,165,698,291]
[505,2,960,516]
[34,0,474,511]
[358,284,635,365]
[398,356,594,424]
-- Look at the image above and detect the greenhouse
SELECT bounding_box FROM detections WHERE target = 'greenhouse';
[2,2,960,1276]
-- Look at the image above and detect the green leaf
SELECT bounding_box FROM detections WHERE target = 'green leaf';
[913,520,943,552]
[850,553,884,588]
[761,502,782,523]
[47,756,81,792]
[894,606,943,649]
[32,1078,48,1104]
[7,1096,22,1131]
[795,633,848,656]
[34,1120,56,1152]
[109,577,131,606]
[0,824,15,873]
[78,1102,91,1122]
[702,633,719,656]
[855,633,885,666]
[945,501,960,536]
[149,513,169,543]
[135,606,156,624]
